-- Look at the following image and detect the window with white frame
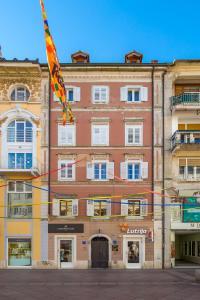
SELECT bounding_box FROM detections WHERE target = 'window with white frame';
[92,124,109,146]
[52,199,78,217]
[58,160,75,181]
[58,124,75,146]
[7,120,33,143]
[10,86,30,102]
[92,86,109,103]
[120,161,148,181]
[121,198,148,218]
[87,199,111,217]
[7,181,32,218]
[120,86,148,102]
[125,125,143,146]
[53,86,80,102]
[87,161,114,181]
[8,153,32,169]
[179,158,200,180]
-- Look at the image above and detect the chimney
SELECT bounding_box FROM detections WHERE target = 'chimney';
[125,50,143,64]
[151,60,158,64]
[71,51,90,63]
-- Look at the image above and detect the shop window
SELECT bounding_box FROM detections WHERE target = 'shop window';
[10,86,30,102]
[8,238,31,267]
[7,181,32,218]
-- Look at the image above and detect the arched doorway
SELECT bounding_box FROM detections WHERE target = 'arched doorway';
[91,236,109,268]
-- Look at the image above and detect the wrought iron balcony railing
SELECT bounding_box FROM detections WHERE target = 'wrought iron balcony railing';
[171,92,200,107]
[171,130,200,150]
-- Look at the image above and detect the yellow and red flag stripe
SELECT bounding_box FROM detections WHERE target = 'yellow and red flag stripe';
[40,0,74,124]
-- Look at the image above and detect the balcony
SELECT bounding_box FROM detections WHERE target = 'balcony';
[171,130,200,152]
[171,198,200,230]
[171,93,200,110]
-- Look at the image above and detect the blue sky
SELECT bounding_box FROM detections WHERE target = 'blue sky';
[1,0,200,63]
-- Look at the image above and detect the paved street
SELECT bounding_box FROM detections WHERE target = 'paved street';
[0,269,200,300]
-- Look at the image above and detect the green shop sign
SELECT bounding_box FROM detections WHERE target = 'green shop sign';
[183,197,200,222]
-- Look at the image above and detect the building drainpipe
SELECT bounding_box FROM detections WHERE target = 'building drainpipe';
[151,66,155,215]
[48,71,51,216]
[162,70,167,269]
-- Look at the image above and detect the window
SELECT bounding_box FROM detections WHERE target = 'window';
[128,163,141,180]
[92,86,109,103]
[198,241,200,257]
[87,199,111,217]
[120,86,148,102]
[52,199,78,217]
[60,200,72,216]
[58,160,75,181]
[125,125,142,145]
[184,242,188,256]
[192,241,196,256]
[121,198,148,217]
[128,200,140,216]
[67,88,74,102]
[87,161,114,181]
[94,163,107,180]
[10,86,30,102]
[7,120,33,143]
[179,158,200,180]
[54,86,80,102]
[120,161,148,180]
[8,238,31,266]
[58,124,75,146]
[7,181,32,218]
[92,124,109,146]
[94,200,108,216]
[8,153,32,169]
[127,89,140,102]
[189,241,192,256]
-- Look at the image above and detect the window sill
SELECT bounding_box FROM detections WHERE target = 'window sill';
[125,216,144,220]
[54,216,76,219]
[91,216,110,220]
[125,144,143,147]
[58,179,75,181]
[91,144,109,147]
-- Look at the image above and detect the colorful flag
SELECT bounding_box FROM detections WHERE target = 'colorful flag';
[40,0,74,124]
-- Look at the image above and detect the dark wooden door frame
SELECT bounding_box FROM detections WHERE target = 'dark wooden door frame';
[91,236,109,268]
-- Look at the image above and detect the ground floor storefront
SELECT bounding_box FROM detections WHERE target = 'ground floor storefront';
[48,221,154,269]
[171,230,200,268]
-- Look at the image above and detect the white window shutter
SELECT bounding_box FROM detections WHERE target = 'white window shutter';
[72,164,76,181]
[120,162,127,179]
[141,199,148,216]
[171,205,181,222]
[72,199,78,216]
[107,162,114,179]
[52,199,60,216]
[107,200,111,216]
[105,87,109,103]
[121,199,128,216]
[74,87,80,101]
[87,162,94,179]
[120,87,128,101]
[87,200,94,216]
[53,93,59,102]
[142,162,148,179]
[141,87,148,101]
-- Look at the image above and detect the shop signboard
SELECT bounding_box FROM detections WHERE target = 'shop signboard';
[183,197,200,222]
[48,224,84,233]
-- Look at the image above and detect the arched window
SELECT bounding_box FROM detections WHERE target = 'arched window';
[7,120,33,142]
[10,86,30,102]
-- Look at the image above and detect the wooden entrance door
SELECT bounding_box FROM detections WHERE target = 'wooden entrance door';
[91,237,109,268]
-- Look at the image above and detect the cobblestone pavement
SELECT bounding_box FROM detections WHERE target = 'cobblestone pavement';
[0,269,199,300]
